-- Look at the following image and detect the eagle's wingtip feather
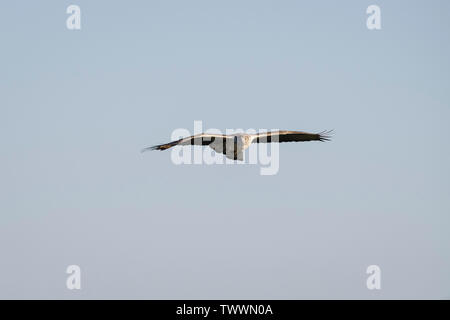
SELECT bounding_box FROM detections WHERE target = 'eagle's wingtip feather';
[318,129,333,142]
[141,145,160,153]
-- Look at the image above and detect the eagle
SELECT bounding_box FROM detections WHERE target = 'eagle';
[142,130,332,161]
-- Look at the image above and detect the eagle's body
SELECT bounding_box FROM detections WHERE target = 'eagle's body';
[207,133,252,161]
[142,130,331,160]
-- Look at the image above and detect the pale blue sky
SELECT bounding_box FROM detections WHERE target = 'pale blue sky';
[1,0,449,299]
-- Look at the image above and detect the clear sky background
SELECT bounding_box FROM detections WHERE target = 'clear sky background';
[1,0,449,299]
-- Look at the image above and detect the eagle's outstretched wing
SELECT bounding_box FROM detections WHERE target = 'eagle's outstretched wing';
[252,130,332,143]
[141,133,232,152]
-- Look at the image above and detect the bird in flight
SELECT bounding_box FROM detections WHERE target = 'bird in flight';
[142,130,332,161]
